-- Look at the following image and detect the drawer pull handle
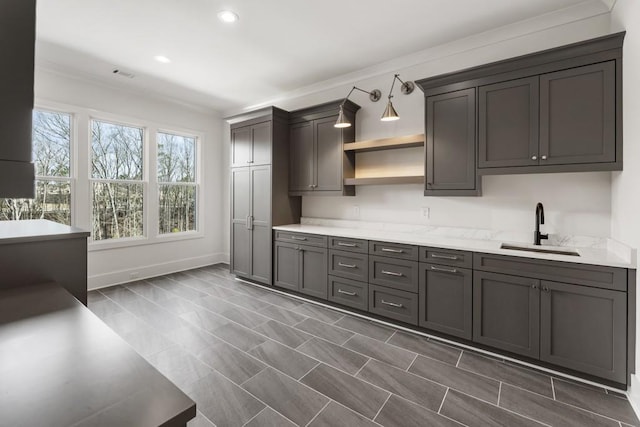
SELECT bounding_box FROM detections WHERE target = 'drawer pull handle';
[291,236,307,241]
[338,289,357,296]
[381,299,404,308]
[381,248,404,253]
[381,270,403,277]
[430,265,458,274]
[431,253,458,260]
[338,262,357,269]
[337,242,357,247]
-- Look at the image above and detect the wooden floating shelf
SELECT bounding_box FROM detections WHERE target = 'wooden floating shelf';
[344,134,425,152]
[344,175,424,186]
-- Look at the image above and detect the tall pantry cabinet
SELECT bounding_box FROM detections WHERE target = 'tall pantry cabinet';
[229,107,301,285]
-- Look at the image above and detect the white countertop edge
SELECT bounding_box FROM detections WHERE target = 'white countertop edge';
[273,224,636,269]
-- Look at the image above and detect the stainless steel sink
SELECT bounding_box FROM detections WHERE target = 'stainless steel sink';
[500,243,580,257]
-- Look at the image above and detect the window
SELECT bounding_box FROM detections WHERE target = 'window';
[157,132,197,234]
[91,119,144,241]
[0,109,72,224]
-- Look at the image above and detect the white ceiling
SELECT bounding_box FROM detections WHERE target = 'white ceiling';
[35,0,612,113]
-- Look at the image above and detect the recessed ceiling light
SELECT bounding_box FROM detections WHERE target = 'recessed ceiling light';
[154,55,171,64]
[217,10,239,23]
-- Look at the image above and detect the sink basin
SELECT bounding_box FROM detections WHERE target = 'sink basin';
[500,243,580,257]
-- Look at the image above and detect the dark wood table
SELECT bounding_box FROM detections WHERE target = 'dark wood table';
[0,283,195,427]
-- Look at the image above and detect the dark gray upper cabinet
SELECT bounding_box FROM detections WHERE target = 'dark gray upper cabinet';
[0,0,36,198]
[228,107,301,286]
[231,120,272,167]
[289,100,359,196]
[540,280,626,383]
[539,61,616,166]
[425,88,480,196]
[478,77,539,168]
[473,271,540,359]
[419,263,472,340]
[417,32,624,178]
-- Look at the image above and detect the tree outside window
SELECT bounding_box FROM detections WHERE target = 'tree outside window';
[0,109,72,224]
[157,132,197,234]
[91,120,144,241]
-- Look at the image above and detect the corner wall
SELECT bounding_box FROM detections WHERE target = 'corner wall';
[34,68,226,289]
[610,0,640,402]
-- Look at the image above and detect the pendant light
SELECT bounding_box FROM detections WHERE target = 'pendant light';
[381,74,415,122]
[334,86,381,128]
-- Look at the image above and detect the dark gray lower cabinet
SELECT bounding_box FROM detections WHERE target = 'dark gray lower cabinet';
[473,271,540,359]
[274,240,327,299]
[419,263,472,340]
[540,280,626,383]
[369,284,418,326]
[328,275,368,311]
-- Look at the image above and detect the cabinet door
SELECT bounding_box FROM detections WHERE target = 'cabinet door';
[473,271,540,358]
[230,168,251,277]
[300,246,328,299]
[274,241,300,292]
[315,116,343,191]
[251,121,272,166]
[250,165,272,284]
[540,281,626,383]
[478,77,539,168]
[289,122,314,192]
[425,88,477,194]
[539,61,616,165]
[231,126,253,167]
[419,264,472,340]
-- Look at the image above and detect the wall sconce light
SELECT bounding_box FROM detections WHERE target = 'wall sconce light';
[334,86,382,128]
[381,74,415,122]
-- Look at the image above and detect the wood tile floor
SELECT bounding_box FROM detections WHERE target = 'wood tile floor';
[87,264,639,427]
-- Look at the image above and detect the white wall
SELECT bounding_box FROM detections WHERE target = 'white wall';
[34,68,226,289]
[610,0,640,399]
[223,13,614,240]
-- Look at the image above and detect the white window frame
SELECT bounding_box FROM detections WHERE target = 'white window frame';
[88,115,148,249]
[155,128,201,240]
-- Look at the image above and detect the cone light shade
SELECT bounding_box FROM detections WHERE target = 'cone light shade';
[334,106,352,128]
[381,100,400,121]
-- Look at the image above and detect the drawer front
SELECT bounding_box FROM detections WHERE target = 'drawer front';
[473,253,627,291]
[328,275,368,311]
[329,250,368,282]
[420,247,473,268]
[369,284,418,325]
[328,236,368,254]
[275,231,327,248]
[369,256,419,293]
[369,241,419,261]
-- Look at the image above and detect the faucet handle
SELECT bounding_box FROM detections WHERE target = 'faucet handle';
[540,233,549,241]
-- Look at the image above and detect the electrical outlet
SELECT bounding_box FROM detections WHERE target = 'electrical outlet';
[421,207,430,219]
[353,205,360,218]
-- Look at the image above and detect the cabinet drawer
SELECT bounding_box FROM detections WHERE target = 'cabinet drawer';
[474,253,626,291]
[329,250,368,282]
[369,256,419,293]
[328,276,368,311]
[420,247,473,268]
[369,284,418,325]
[275,231,327,248]
[328,236,368,254]
[369,241,419,261]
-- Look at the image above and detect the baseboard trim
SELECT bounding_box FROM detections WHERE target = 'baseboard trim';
[627,375,640,419]
[88,253,227,290]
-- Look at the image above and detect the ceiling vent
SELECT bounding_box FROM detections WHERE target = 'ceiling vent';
[112,68,135,79]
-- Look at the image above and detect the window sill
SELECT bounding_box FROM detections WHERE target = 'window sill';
[88,231,203,252]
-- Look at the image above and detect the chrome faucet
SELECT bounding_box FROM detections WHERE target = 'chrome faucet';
[534,202,548,246]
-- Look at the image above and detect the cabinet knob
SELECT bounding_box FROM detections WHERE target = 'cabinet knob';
[541,155,548,160]
[532,284,538,290]
[531,155,537,160]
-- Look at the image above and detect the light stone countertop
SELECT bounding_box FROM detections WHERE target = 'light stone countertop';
[0,219,89,244]
[273,221,636,269]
